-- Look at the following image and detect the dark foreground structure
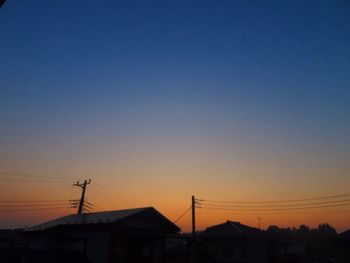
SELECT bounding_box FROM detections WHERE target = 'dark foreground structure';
[1,207,180,263]
[329,229,350,263]
[1,213,349,263]
[199,220,278,263]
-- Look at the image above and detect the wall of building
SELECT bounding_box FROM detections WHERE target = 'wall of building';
[23,226,111,263]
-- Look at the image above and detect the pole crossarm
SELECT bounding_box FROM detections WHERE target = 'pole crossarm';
[73,179,91,214]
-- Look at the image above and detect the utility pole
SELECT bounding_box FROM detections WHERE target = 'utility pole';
[192,195,196,238]
[73,179,91,214]
[257,217,262,230]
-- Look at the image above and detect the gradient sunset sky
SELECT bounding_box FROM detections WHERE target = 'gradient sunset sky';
[1,0,349,231]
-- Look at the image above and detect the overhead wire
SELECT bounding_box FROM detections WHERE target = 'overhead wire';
[0,179,72,184]
[173,206,192,224]
[200,202,350,211]
[0,206,72,212]
[85,200,104,211]
[89,185,123,209]
[196,194,350,214]
[0,174,105,217]
[0,199,69,203]
[0,173,126,212]
[0,203,70,208]
[82,203,94,211]
[198,198,350,208]
[0,172,83,188]
[0,172,79,181]
[93,182,132,207]
[198,193,350,204]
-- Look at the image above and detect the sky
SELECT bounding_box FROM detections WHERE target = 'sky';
[0,0,350,231]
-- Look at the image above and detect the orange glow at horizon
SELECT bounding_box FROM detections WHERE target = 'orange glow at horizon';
[1,136,349,232]
[1,178,349,233]
[1,199,349,233]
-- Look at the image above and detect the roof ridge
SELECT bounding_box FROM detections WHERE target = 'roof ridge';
[81,206,153,215]
[229,221,243,234]
[28,207,154,231]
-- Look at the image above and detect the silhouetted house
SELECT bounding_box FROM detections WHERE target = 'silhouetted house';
[278,242,315,263]
[165,233,193,263]
[0,229,19,249]
[21,207,180,263]
[329,229,350,263]
[0,229,22,262]
[199,221,278,263]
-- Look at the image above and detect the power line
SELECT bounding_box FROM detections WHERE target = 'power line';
[0,206,72,212]
[82,202,94,211]
[0,203,70,208]
[0,179,72,184]
[0,199,69,203]
[199,198,350,208]
[200,208,350,215]
[0,174,127,212]
[200,202,350,211]
[81,200,102,213]
[89,185,123,208]
[82,206,93,213]
[173,206,192,224]
[198,193,350,204]
[0,172,78,181]
[85,200,105,211]
[93,182,132,207]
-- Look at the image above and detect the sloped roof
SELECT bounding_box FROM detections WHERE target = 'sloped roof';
[338,229,350,240]
[29,207,152,231]
[202,220,266,240]
[331,229,350,244]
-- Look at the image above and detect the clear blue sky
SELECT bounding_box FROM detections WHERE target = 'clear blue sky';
[0,0,350,229]
[1,0,349,140]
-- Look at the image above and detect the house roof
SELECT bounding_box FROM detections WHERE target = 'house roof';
[338,229,350,240]
[28,207,177,232]
[331,229,350,244]
[202,220,268,241]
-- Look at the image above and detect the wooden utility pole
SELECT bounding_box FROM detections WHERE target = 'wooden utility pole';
[257,217,262,230]
[192,195,196,238]
[73,179,91,214]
